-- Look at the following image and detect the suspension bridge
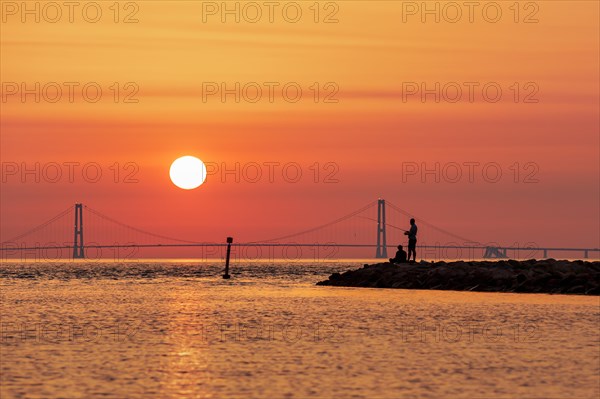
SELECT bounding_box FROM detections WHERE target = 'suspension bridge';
[0,200,597,261]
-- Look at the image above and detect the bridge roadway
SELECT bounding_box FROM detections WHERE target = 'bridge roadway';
[1,243,598,258]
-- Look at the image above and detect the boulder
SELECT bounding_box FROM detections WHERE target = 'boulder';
[317,260,600,295]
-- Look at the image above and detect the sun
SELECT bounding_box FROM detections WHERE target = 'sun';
[169,156,207,190]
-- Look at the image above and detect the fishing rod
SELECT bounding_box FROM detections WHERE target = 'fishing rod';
[354,216,407,232]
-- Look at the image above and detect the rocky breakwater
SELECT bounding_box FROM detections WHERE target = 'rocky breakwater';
[317,259,600,295]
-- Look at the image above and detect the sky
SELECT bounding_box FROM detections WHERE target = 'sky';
[1,1,599,255]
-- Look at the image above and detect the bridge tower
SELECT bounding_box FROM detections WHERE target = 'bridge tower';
[73,203,85,259]
[375,199,387,258]
[483,246,507,259]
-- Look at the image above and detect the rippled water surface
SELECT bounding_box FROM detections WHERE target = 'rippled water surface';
[1,261,599,398]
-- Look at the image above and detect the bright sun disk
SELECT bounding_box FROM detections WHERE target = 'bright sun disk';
[169,156,207,190]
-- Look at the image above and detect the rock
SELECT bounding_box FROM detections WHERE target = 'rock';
[586,286,600,295]
[567,285,586,294]
[317,260,600,296]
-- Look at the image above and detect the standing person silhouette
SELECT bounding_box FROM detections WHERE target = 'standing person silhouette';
[404,218,418,263]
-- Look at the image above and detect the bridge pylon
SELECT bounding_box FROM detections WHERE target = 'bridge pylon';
[483,246,507,259]
[73,203,85,259]
[375,199,387,258]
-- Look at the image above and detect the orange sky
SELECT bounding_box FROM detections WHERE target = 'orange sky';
[1,1,599,253]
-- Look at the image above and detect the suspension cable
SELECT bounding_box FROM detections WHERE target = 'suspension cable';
[253,200,378,243]
[386,201,476,243]
[84,206,206,244]
[1,206,72,244]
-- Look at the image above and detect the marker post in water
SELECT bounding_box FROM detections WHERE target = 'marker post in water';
[223,237,233,279]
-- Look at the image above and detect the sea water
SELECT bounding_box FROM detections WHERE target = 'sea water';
[1,260,599,398]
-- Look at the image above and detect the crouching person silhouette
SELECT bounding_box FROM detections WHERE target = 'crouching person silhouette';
[389,245,407,264]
